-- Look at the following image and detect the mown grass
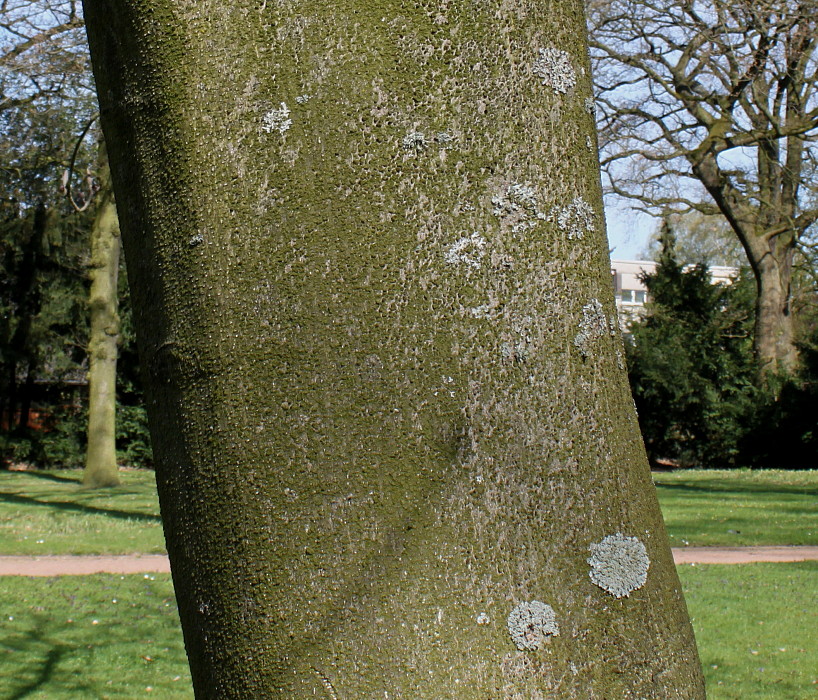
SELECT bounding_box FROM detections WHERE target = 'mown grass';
[653,469,818,547]
[1,468,816,697]
[0,470,165,555]
[679,562,818,699]
[0,564,815,699]
[0,574,191,699]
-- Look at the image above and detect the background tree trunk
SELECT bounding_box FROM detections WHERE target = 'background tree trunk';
[692,155,800,381]
[82,146,121,487]
[83,0,704,696]
[755,253,797,378]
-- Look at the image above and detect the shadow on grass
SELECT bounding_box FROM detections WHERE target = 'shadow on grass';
[2,614,102,700]
[0,492,162,523]
[655,480,818,497]
[3,471,81,485]
[8,644,67,700]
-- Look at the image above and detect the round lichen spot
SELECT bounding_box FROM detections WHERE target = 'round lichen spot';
[532,47,576,94]
[506,600,559,651]
[588,533,650,598]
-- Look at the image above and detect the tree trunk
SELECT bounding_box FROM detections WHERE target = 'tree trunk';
[83,0,704,696]
[18,362,35,433]
[692,154,800,383]
[82,147,122,488]
[754,249,797,379]
[751,129,800,381]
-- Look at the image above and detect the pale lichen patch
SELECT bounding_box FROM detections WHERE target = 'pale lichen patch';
[574,298,607,357]
[470,304,494,320]
[501,315,533,363]
[262,102,292,134]
[615,348,625,370]
[532,47,576,94]
[550,196,595,240]
[402,129,454,155]
[608,315,618,336]
[507,600,559,651]
[500,341,528,363]
[492,183,538,216]
[588,533,650,598]
[492,182,546,234]
[434,131,455,147]
[402,130,428,152]
[444,232,487,269]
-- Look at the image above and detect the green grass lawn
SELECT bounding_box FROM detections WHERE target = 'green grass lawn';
[0,564,814,699]
[0,470,165,555]
[653,469,818,547]
[0,574,191,699]
[680,562,818,699]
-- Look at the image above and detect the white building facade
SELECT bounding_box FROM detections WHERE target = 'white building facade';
[610,259,738,329]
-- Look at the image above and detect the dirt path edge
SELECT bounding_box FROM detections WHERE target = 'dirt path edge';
[0,554,170,576]
[672,545,818,565]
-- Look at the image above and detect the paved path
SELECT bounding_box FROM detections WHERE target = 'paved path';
[1,547,818,576]
[672,546,818,565]
[0,554,170,576]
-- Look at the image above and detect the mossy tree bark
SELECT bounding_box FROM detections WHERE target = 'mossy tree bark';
[82,145,121,488]
[82,0,705,696]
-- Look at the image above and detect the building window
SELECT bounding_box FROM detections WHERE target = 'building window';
[635,290,646,304]
[621,290,633,303]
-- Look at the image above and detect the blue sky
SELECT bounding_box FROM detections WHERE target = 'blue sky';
[604,203,656,261]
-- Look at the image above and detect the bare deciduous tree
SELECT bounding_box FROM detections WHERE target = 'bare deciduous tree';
[2,3,121,485]
[590,0,818,379]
